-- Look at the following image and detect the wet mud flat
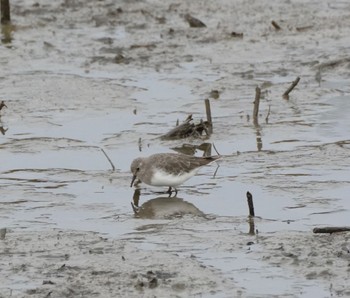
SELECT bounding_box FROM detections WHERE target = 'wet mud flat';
[1,223,350,297]
[0,228,235,297]
[1,0,350,297]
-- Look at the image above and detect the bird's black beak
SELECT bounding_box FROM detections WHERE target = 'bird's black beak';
[130,175,137,187]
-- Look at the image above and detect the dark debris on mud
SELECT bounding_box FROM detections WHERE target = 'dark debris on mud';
[161,114,211,140]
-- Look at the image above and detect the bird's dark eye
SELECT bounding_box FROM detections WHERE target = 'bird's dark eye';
[136,167,140,172]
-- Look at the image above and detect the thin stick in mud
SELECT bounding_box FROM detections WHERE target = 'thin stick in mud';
[1,0,11,24]
[313,227,350,234]
[205,98,213,134]
[253,86,261,125]
[271,20,281,30]
[246,191,255,217]
[248,217,255,235]
[265,105,271,124]
[100,148,116,171]
[283,77,300,98]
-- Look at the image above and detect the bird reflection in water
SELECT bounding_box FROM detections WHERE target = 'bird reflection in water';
[131,189,205,219]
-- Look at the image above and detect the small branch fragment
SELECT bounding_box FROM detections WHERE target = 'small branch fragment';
[271,20,281,30]
[296,25,313,32]
[313,227,350,234]
[265,105,271,124]
[1,0,11,24]
[205,98,213,134]
[231,31,243,38]
[184,14,206,28]
[283,77,300,98]
[100,148,116,171]
[253,86,261,126]
[246,191,255,217]
[248,217,255,235]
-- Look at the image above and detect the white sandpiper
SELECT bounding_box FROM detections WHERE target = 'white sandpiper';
[130,153,220,196]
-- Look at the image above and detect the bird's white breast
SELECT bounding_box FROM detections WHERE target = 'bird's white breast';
[150,168,199,187]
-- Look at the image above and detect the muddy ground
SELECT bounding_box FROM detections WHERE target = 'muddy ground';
[1,0,350,297]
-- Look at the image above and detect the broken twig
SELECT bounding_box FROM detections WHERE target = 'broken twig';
[265,105,271,124]
[100,148,116,171]
[246,191,255,217]
[313,227,350,234]
[283,77,300,98]
[253,87,261,126]
[271,20,281,30]
[231,31,243,38]
[248,217,255,235]
[205,98,213,134]
[296,25,313,32]
[1,0,11,24]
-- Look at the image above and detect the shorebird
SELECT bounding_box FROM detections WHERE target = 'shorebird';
[130,153,220,196]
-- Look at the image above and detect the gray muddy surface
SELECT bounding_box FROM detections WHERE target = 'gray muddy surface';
[1,0,350,297]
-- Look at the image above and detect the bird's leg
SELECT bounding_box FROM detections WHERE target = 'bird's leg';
[166,187,178,197]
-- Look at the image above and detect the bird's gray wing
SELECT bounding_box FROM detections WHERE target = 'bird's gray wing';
[158,154,215,175]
